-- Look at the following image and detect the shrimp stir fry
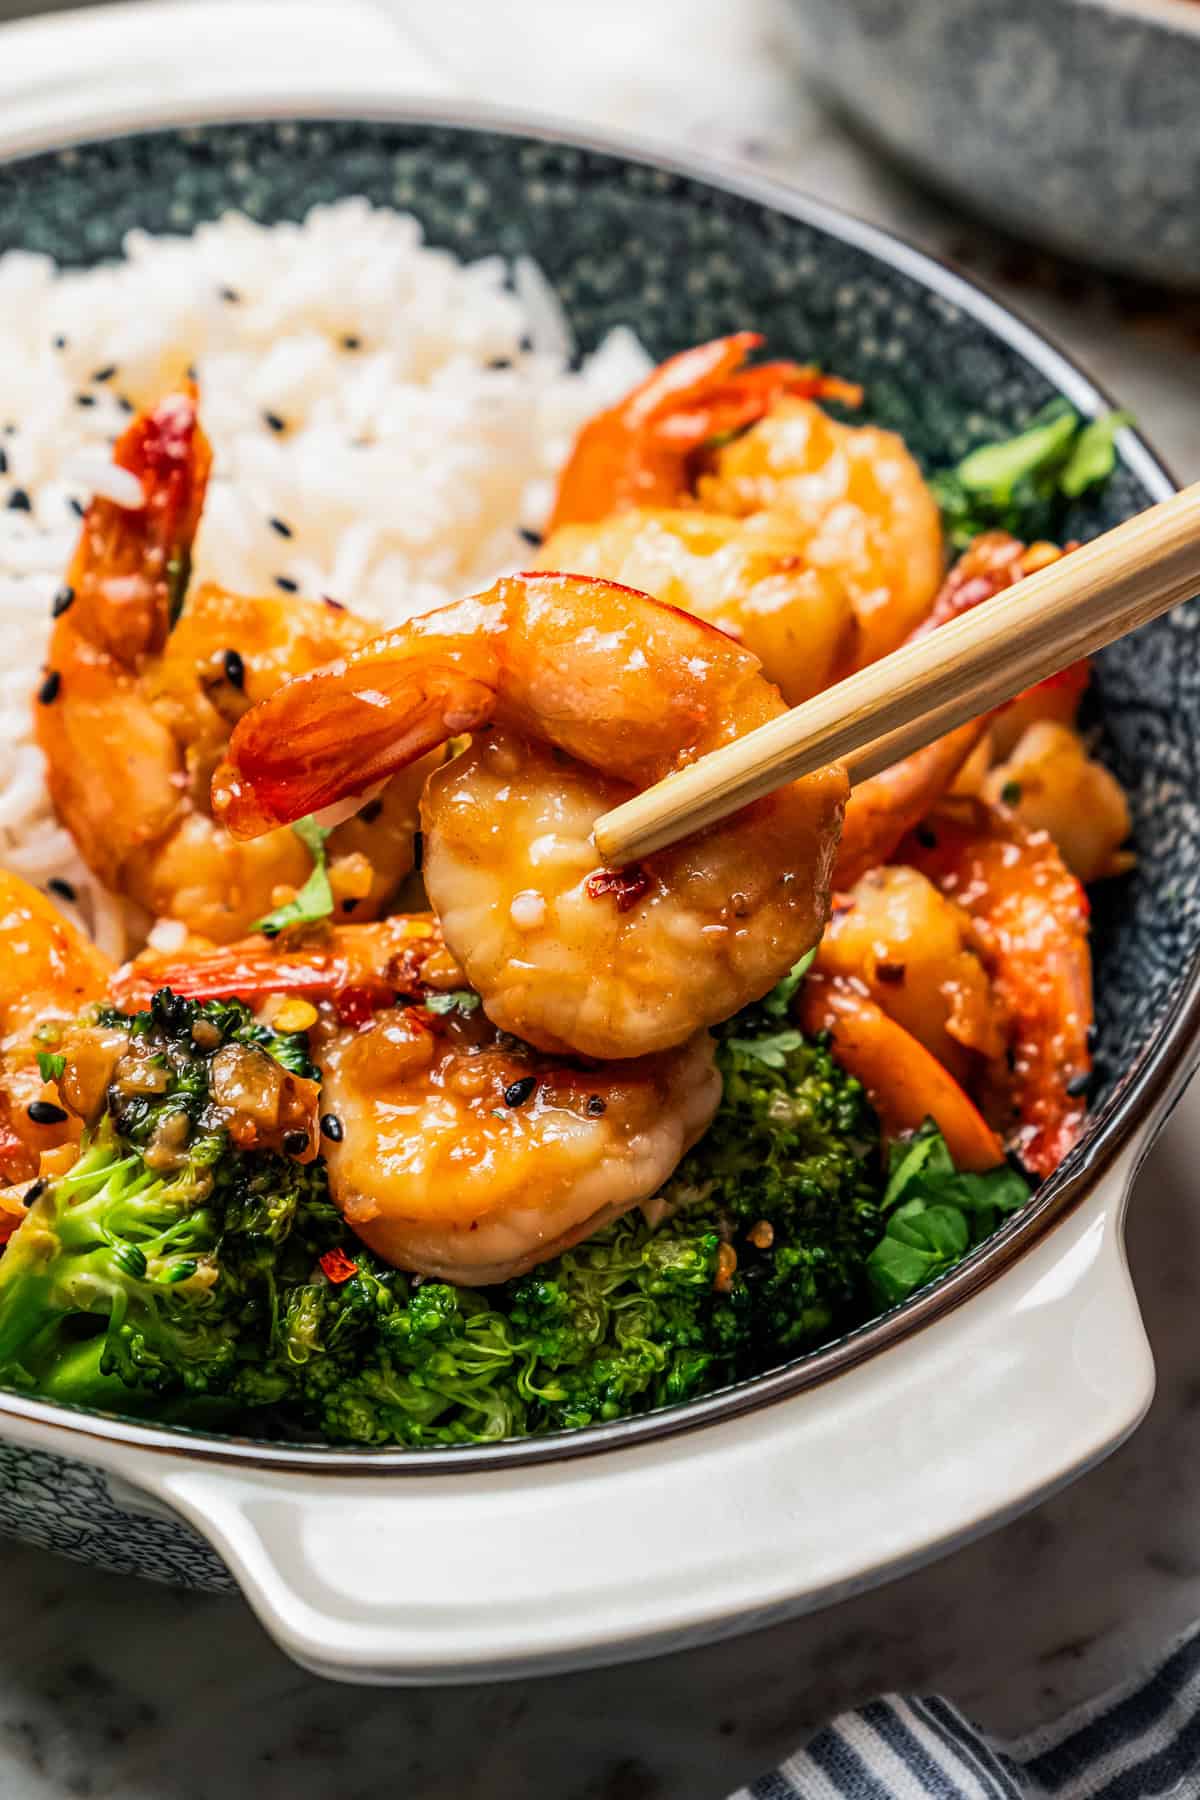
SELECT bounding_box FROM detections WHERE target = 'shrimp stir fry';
[212,573,848,1060]
[117,918,721,1285]
[35,390,434,942]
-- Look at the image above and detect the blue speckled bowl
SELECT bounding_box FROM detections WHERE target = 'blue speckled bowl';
[791,0,1200,288]
[0,104,1194,1680]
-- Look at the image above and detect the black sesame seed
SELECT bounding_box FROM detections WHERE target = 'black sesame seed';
[268,515,293,538]
[7,488,31,512]
[359,797,384,824]
[275,575,298,594]
[27,1100,67,1125]
[412,829,423,872]
[282,1129,309,1157]
[263,410,286,434]
[340,334,361,351]
[74,393,96,409]
[3,423,14,435]
[185,363,197,381]
[1066,1071,1093,1098]
[38,670,61,705]
[52,334,67,350]
[219,286,241,303]
[0,447,7,476]
[68,496,85,518]
[116,394,135,415]
[503,1075,537,1109]
[586,1095,607,1117]
[487,357,513,370]
[48,877,77,902]
[322,594,346,612]
[91,364,117,383]
[319,1113,344,1143]
[51,585,74,618]
[517,526,543,547]
[23,1178,46,1206]
[341,898,359,915]
[518,334,533,352]
[222,648,245,690]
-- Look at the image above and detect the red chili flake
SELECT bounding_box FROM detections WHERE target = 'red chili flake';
[585,864,650,912]
[334,983,392,1028]
[320,1248,358,1285]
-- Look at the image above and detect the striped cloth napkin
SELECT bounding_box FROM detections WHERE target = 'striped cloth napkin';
[730,1622,1200,1799]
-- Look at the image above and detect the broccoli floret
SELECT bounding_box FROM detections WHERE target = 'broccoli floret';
[0,992,330,1414]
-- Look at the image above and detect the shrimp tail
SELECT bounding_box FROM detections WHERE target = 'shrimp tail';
[69,385,212,666]
[547,332,862,530]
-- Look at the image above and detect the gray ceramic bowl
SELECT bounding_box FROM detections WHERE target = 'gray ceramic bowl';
[792,0,1200,287]
[0,100,1196,1681]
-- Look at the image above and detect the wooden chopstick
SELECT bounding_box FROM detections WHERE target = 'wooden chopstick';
[593,480,1200,864]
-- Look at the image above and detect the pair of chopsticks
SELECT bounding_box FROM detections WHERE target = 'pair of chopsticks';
[593,481,1200,864]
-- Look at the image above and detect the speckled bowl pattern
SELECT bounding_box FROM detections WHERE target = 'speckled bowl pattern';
[791,0,1200,287]
[0,115,1192,1613]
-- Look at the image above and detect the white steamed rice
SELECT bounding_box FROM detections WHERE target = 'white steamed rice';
[0,199,652,955]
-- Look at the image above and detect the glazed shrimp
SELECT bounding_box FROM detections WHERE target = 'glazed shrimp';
[0,869,113,1185]
[536,508,857,706]
[35,390,434,942]
[546,332,861,531]
[212,573,849,1060]
[116,920,721,1285]
[899,801,1093,1177]
[546,333,938,677]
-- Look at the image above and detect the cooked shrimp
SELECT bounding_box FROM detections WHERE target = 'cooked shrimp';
[536,508,857,705]
[900,801,1093,1177]
[815,866,1004,1088]
[546,332,861,531]
[547,333,937,676]
[0,869,113,1184]
[799,974,1004,1173]
[212,572,849,1059]
[117,918,721,1285]
[35,390,433,942]
[695,398,943,667]
[982,723,1133,884]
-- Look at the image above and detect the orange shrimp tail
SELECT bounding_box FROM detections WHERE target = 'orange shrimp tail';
[547,332,862,530]
[900,803,1093,1178]
[799,974,1005,1172]
[68,385,212,667]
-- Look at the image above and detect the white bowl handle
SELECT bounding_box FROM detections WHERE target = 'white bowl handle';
[101,1144,1153,1683]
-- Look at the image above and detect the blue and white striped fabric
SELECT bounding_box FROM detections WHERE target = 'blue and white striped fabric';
[730,1624,1200,1799]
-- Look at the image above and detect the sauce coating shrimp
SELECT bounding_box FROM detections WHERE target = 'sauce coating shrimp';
[899,801,1093,1177]
[212,573,849,1060]
[0,869,113,1184]
[35,391,433,942]
[536,508,857,706]
[696,397,944,667]
[118,919,721,1285]
[546,333,938,682]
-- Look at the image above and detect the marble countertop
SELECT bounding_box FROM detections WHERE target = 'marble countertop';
[4,2,1200,1795]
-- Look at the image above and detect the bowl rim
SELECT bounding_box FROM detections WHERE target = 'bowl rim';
[0,93,1188,1478]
